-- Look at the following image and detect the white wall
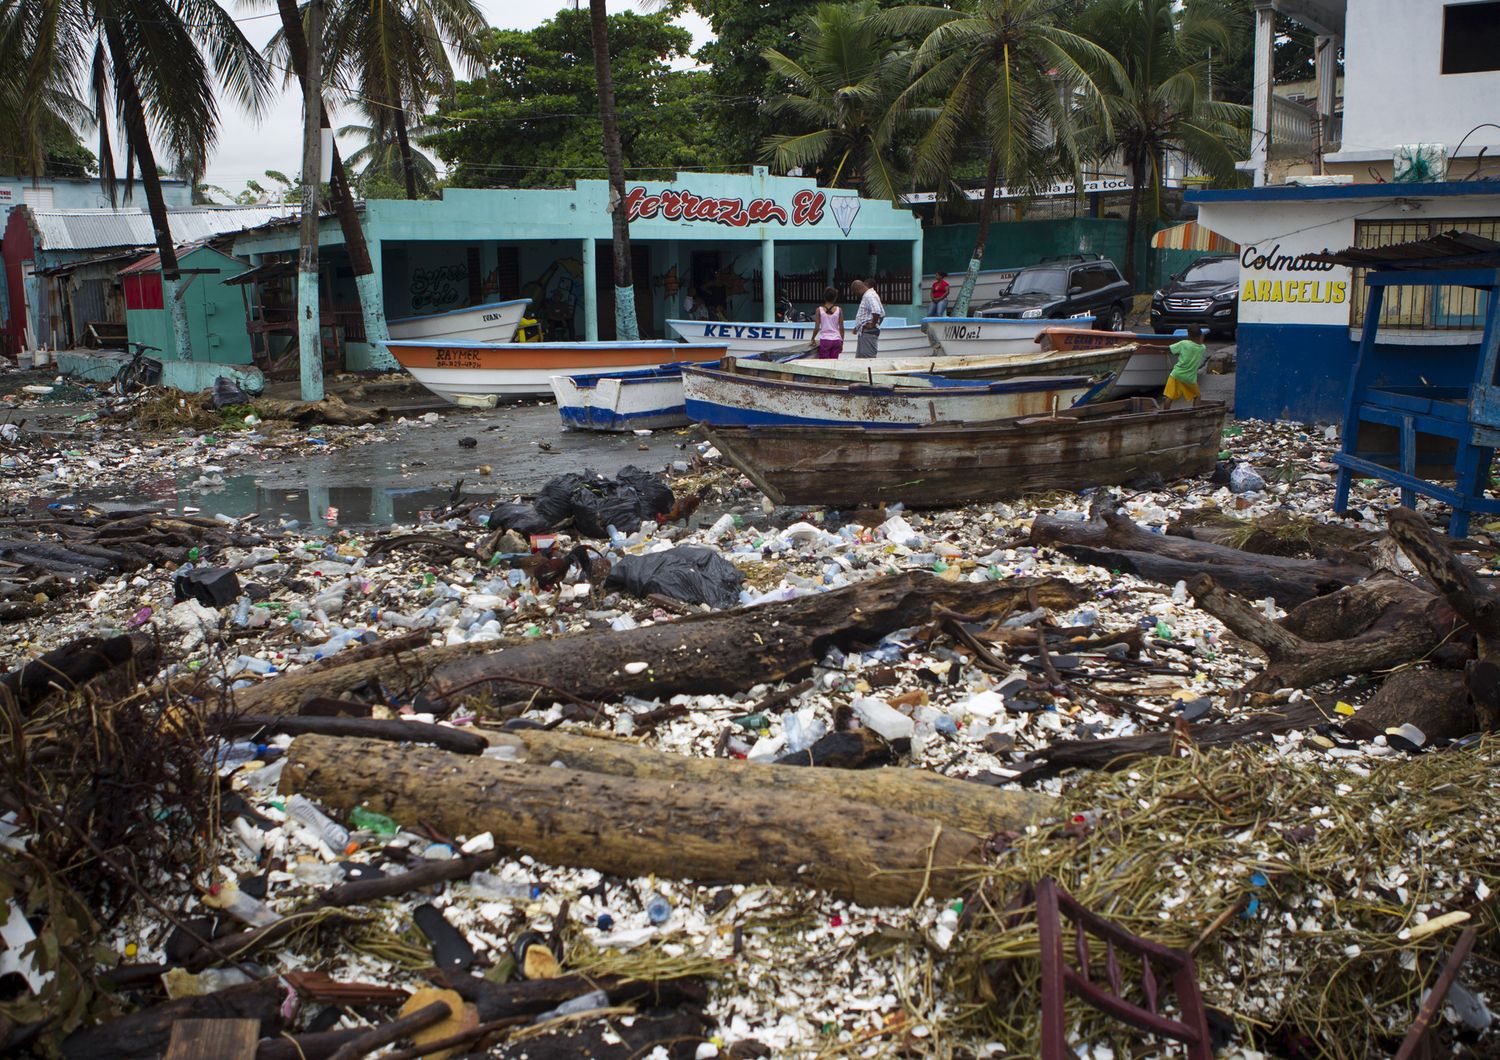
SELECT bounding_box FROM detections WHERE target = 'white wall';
[1336,0,1500,161]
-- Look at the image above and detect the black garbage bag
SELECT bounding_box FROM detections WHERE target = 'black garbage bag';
[606,546,744,610]
[572,488,649,540]
[211,376,250,409]
[615,465,674,518]
[535,472,588,526]
[487,502,553,538]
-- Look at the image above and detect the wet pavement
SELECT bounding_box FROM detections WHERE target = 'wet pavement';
[46,402,699,528]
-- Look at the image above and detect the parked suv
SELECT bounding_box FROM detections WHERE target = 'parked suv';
[974,255,1133,331]
[1150,254,1239,337]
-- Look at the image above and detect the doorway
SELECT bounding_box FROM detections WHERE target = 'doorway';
[594,243,654,340]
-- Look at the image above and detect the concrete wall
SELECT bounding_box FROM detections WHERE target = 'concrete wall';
[1334,0,1500,166]
[0,176,192,227]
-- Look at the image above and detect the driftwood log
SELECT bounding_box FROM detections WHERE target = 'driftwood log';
[488,728,1055,837]
[61,977,286,1060]
[282,735,980,906]
[0,632,157,714]
[1030,509,1368,607]
[233,573,1084,718]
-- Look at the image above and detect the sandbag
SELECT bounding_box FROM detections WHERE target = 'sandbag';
[606,546,744,610]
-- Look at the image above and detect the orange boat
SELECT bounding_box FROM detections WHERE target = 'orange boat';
[1037,327,1184,391]
[379,339,730,404]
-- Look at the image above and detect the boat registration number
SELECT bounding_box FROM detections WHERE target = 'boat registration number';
[943,324,983,341]
[435,349,482,368]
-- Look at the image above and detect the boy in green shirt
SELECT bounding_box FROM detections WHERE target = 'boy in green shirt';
[1162,326,1207,408]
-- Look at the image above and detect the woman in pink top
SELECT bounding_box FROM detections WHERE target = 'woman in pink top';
[814,286,843,359]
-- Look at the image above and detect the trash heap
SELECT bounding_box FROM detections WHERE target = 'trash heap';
[0,415,1497,1059]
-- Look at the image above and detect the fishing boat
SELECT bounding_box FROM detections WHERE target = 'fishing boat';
[550,362,714,432]
[857,344,1134,384]
[1036,327,1185,392]
[702,399,1227,508]
[681,361,1106,429]
[388,298,532,343]
[379,339,730,403]
[925,315,1097,357]
[666,318,933,357]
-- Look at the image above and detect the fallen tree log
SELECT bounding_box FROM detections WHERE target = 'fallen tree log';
[283,735,980,906]
[224,715,487,755]
[0,632,157,715]
[1030,509,1367,606]
[61,977,286,1060]
[487,728,1054,837]
[423,573,1085,710]
[433,971,708,1022]
[1343,669,1475,743]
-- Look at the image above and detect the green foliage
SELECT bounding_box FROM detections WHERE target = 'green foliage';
[201,169,300,205]
[426,9,726,189]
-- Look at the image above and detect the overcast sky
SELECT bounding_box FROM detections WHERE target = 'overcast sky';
[204,0,710,193]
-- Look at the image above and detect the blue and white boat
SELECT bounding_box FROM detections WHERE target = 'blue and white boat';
[924,315,1097,358]
[667,317,933,358]
[388,298,532,343]
[680,361,1109,429]
[550,362,715,432]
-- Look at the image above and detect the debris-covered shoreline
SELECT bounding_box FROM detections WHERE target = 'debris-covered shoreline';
[2,398,1498,1059]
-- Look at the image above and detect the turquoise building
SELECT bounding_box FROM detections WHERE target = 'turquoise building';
[232,168,925,369]
[120,244,254,364]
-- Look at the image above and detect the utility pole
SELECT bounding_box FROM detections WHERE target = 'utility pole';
[297,0,325,400]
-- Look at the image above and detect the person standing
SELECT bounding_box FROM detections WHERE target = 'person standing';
[928,271,950,317]
[850,279,884,359]
[813,287,844,359]
[1162,325,1207,408]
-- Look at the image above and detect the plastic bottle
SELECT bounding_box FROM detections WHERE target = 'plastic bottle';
[1171,580,1188,604]
[852,697,915,741]
[348,806,399,836]
[203,883,278,927]
[234,655,276,676]
[237,757,287,793]
[216,741,269,768]
[646,895,672,925]
[285,794,354,856]
[233,598,251,626]
[783,710,827,755]
[466,872,536,901]
[535,989,610,1023]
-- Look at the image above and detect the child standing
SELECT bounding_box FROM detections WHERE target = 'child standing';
[814,287,844,359]
[928,271,950,317]
[1162,326,1207,408]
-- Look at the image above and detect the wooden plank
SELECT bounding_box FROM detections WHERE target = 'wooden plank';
[163,1018,259,1060]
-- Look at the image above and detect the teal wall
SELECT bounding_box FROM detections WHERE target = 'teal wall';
[125,245,253,364]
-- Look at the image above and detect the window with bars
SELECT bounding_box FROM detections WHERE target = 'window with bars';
[1349,218,1500,331]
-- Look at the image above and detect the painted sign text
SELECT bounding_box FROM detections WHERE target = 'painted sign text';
[626,187,830,229]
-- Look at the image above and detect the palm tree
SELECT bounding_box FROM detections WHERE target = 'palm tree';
[886,0,1114,314]
[759,1,920,200]
[589,0,639,341]
[338,99,439,197]
[0,0,270,358]
[1075,0,1250,286]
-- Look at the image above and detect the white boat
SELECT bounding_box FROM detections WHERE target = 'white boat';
[924,315,1097,358]
[380,338,729,402]
[741,347,1134,385]
[681,362,1103,429]
[388,298,531,343]
[666,318,933,358]
[1035,328,1181,391]
[923,267,1023,307]
[550,363,713,432]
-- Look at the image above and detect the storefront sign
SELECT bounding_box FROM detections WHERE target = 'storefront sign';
[0,187,13,204]
[1235,239,1351,326]
[625,187,854,231]
[904,178,1136,205]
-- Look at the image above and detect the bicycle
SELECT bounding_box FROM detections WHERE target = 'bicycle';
[113,342,162,396]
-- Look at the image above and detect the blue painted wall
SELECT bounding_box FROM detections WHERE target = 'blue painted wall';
[1235,323,1480,423]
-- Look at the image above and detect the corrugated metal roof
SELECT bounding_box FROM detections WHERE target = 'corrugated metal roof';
[27,204,297,252]
[1308,230,1500,269]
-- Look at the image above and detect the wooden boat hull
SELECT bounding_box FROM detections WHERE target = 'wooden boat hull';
[666,318,933,357]
[388,299,531,343]
[702,399,1227,507]
[550,363,713,431]
[682,364,1100,429]
[379,340,729,401]
[924,315,1097,357]
[838,345,1134,384]
[1037,327,1183,391]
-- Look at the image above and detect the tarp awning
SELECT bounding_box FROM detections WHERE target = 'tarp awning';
[1151,221,1236,252]
[1305,230,1500,270]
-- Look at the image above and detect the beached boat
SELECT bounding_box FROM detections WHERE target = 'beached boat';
[925,315,1097,357]
[388,298,531,343]
[702,399,1227,507]
[379,339,730,403]
[666,318,933,358]
[1036,326,1184,391]
[842,345,1134,384]
[681,362,1105,429]
[550,362,714,431]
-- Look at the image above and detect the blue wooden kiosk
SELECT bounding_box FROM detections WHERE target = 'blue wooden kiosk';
[1324,232,1500,537]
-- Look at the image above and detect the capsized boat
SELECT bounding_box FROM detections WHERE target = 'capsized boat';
[387,298,532,343]
[379,339,730,403]
[1036,326,1186,392]
[924,315,1097,357]
[550,362,715,432]
[681,360,1107,429]
[667,318,933,357]
[702,398,1227,508]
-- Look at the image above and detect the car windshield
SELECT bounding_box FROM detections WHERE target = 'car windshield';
[1182,257,1238,284]
[1008,268,1068,296]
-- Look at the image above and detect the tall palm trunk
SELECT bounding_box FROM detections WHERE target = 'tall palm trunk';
[1123,154,1146,290]
[102,20,192,360]
[953,151,1000,316]
[393,105,419,200]
[275,0,390,362]
[588,0,638,341]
